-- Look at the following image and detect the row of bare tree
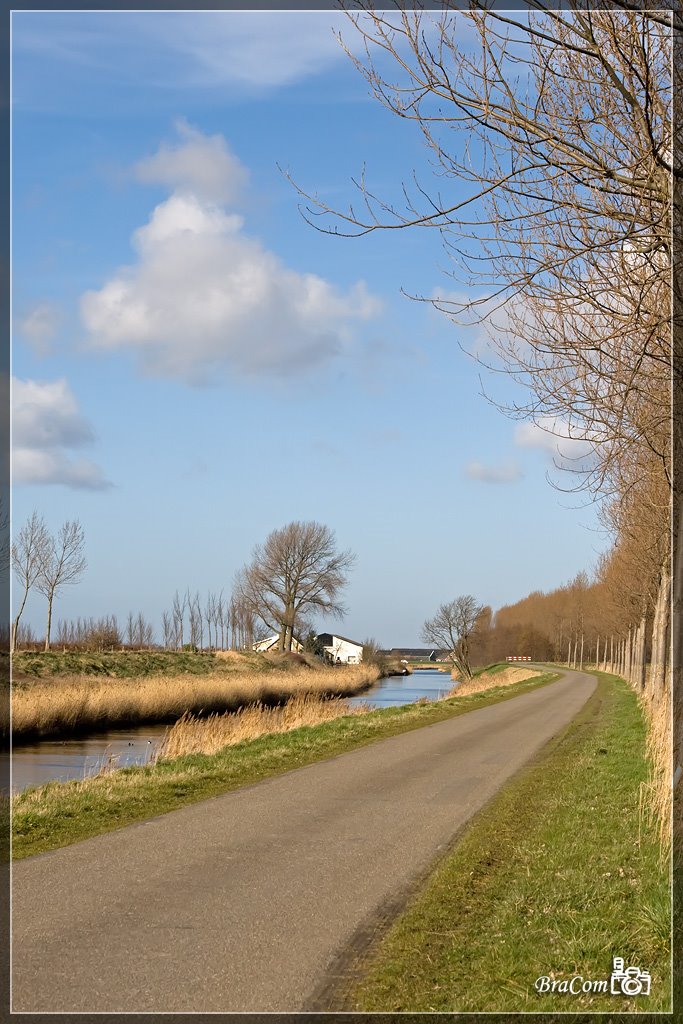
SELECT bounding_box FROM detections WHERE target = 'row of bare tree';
[469,560,670,696]
[51,613,154,651]
[159,589,258,652]
[298,6,675,822]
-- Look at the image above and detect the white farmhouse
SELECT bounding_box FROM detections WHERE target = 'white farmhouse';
[252,635,304,654]
[316,633,364,665]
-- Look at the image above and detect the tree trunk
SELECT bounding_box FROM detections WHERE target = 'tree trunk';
[45,592,54,651]
[651,565,670,694]
[580,634,584,670]
[626,627,632,685]
[11,585,31,654]
[637,615,647,691]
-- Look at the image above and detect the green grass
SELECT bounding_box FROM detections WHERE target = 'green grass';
[473,661,512,676]
[11,649,278,680]
[12,671,559,860]
[350,672,671,1014]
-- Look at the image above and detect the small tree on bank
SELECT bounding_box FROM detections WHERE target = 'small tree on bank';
[11,511,49,653]
[36,520,87,651]
[421,595,484,681]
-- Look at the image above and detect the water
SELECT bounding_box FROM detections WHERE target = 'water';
[5,724,168,794]
[348,667,454,708]
[7,669,455,793]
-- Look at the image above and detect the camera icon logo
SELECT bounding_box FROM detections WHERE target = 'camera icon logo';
[610,957,651,996]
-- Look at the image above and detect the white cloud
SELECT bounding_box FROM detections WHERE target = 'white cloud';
[12,377,110,490]
[134,119,248,205]
[151,12,348,89]
[17,302,61,355]
[81,124,381,384]
[465,460,523,484]
[514,417,595,470]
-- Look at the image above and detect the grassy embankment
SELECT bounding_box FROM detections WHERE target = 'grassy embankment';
[12,668,558,859]
[454,664,543,694]
[10,651,386,741]
[348,671,671,1014]
[12,649,249,679]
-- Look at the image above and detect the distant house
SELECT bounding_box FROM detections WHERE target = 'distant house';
[252,635,304,654]
[380,648,442,662]
[316,633,364,665]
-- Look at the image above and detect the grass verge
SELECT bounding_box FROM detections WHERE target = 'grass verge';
[349,672,671,1013]
[12,671,558,860]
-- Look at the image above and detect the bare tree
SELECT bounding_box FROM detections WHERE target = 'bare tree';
[56,615,121,651]
[126,611,136,648]
[15,621,36,648]
[421,596,484,681]
[204,591,214,651]
[137,612,154,648]
[127,611,154,649]
[11,511,49,652]
[296,6,672,489]
[235,521,355,652]
[229,594,255,650]
[161,610,173,650]
[188,590,203,650]
[171,590,187,650]
[36,520,86,651]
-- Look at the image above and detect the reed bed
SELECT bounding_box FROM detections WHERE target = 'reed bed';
[448,666,541,697]
[638,684,672,854]
[155,693,370,761]
[11,664,381,740]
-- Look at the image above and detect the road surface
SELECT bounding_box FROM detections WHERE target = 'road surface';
[12,668,595,1012]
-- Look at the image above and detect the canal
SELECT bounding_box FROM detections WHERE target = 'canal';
[7,669,455,793]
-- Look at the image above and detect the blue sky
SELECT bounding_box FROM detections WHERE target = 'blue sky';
[11,11,607,647]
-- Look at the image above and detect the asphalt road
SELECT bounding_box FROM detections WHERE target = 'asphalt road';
[12,668,596,1012]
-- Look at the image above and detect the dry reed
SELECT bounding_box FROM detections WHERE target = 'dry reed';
[638,683,672,855]
[155,692,370,760]
[448,666,541,698]
[11,664,381,740]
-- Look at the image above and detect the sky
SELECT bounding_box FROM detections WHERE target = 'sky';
[11,11,608,647]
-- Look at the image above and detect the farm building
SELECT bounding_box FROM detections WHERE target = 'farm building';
[316,633,364,665]
[252,635,304,654]
[379,648,444,662]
